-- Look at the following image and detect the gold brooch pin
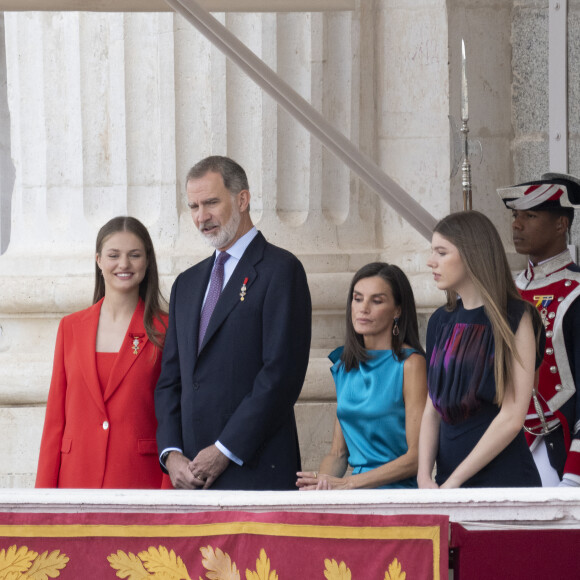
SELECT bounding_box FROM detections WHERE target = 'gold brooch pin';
[129,334,144,355]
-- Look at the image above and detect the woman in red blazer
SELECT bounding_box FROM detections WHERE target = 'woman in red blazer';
[36,217,171,489]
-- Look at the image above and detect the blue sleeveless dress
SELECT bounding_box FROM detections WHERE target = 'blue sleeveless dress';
[330,346,420,489]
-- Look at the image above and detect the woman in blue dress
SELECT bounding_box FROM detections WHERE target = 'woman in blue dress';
[297,263,427,490]
[418,211,543,488]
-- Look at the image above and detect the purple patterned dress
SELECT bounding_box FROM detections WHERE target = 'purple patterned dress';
[426,299,542,487]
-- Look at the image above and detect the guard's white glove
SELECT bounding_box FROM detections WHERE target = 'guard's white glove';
[558,475,580,487]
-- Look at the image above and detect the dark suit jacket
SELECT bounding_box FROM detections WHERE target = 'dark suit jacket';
[155,232,311,490]
[36,299,171,489]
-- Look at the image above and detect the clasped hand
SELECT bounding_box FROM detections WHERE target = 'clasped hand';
[166,445,230,489]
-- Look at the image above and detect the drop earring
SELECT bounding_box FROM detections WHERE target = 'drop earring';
[392,317,400,336]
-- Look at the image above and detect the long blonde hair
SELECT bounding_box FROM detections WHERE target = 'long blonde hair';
[433,211,539,405]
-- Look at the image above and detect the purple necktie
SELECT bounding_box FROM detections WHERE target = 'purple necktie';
[198,251,230,351]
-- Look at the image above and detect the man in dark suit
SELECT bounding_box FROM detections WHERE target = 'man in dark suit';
[155,156,312,490]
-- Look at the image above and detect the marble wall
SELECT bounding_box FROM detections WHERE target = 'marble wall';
[1,0,570,486]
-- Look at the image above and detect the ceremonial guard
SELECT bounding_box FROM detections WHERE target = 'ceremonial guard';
[498,173,580,486]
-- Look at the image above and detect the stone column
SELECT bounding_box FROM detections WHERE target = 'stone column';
[375,0,520,284]
[0,7,384,484]
[0,11,179,486]
[0,15,14,256]
[512,0,580,248]
[373,0,452,339]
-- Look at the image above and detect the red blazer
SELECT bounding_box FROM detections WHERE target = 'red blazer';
[36,298,171,489]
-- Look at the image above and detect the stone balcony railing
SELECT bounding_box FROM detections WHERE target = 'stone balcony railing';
[1,488,579,530]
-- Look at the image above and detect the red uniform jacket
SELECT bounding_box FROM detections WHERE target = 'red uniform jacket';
[36,298,171,488]
[516,251,580,479]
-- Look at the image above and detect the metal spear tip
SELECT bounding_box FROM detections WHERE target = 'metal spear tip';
[461,38,469,122]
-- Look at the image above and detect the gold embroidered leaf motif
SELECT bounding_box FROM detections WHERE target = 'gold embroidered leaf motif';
[0,545,38,577]
[323,559,351,580]
[137,546,192,580]
[384,558,406,580]
[245,549,278,580]
[25,549,69,579]
[107,550,150,579]
[199,546,240,580]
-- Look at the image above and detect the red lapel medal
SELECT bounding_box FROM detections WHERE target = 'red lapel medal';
[240,277,248,301]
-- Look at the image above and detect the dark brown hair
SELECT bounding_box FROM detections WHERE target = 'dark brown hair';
[341,262,425,372]
[94,216,167,349]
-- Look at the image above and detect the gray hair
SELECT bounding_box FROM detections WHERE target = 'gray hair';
[186,156,249,195]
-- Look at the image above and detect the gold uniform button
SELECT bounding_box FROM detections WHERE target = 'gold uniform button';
[550,366,558,374]
[565,280,572,287]
[546,330,553,338]
[102,421,109,430]
[546,348,554,355]
[555,384,563,392]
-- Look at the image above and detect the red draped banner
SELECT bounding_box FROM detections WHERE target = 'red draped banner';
[450,522,580,579]
[0,511,448,579]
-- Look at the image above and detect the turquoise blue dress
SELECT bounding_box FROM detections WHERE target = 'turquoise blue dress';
[330,346,420,489]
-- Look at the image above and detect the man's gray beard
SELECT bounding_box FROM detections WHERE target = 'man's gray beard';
[200,209,241,250]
